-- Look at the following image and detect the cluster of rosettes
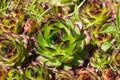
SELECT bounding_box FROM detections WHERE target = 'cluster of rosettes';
[0,62,50,80]
[0,0,120,80]
[0,0,48,80]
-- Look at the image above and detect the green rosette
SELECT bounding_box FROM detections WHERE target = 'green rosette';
[24,62,50,80]
[35,18,85,67]
[0,32,27,67]
[79,0,116,29]
[7,68,24,80]
[111,49,120,74]
[90,50,110,70]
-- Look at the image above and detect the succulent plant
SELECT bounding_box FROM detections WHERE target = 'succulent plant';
[76,68,100,80]
[90,50,110,70]
[102,68,116,80]
[0,16,18,33]
[11,8,25,26]
[79,0,115,29]
[0,1,25,33]
[35,18,85,67]
[23,18,39,35]
[90,26,112,47]
[0,8,25,34]
[0,65,7,80]
[111,49,120,74]
[0,32,27,67]
[24,62,50,80]
[99,4,120,47]
[7,68,24,80]
[55,70,74,80]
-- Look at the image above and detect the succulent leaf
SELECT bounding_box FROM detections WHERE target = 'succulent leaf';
[55,70,74,80]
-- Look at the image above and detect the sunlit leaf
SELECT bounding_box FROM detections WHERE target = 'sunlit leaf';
[101,41,112,51]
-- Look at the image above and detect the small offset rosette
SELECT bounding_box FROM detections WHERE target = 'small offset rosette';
[90,26,112,47]
[0,8,25,34]
[102,68,116,80]
[24,62,50,80]
[0,32,27,67]
[111,49,120,73]
[76,68,100,80]
[90,50,110,70]
[7,68,24,80]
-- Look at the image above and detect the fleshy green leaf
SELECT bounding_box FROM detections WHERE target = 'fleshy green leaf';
[99,23,117,33]
[101,41,112,51]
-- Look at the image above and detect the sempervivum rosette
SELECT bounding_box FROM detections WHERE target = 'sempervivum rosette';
[24,62,50,80]
[35,18,85,67]
[79,0,116,29]
[111,49,120,74]
[76,68,100,80]
[55,70,74,80]
[0,32,27,67]
[0,17,18,33]
[0,9,25,34]
[90,26,112,47]
[7,68,24,80]
[0,65,7,80]
[90,50,110,70]
[102,68,116,80]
